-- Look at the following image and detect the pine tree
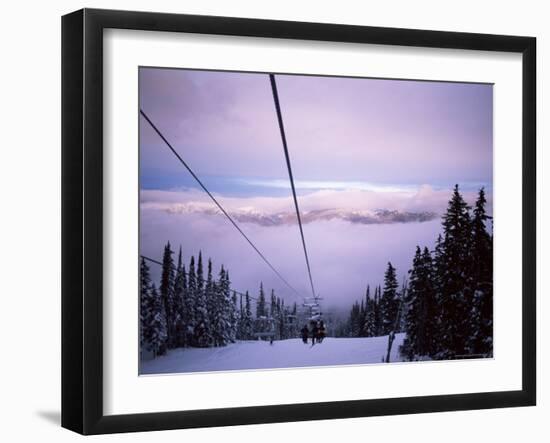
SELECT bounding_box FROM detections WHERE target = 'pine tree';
[278,298,286,340]
[431,233,445,355]
[438,185,473,357]
[192,255,210,347]
[242,291,254,340]
[468,188,493,355]
[403,247,422,357]
[205,258,216,346]
[402,246,437,359]
[147,284,168,356]
[270,290,277,321]
[197,251,204,296]
[359,299,366,337]
[373,286,381,336]
[255,283,268,337]
[380,262,399,335]
[230,291,239,343]
[237,292,245,340]
[160,242,176,348]
[349,301,361,337]
[187,255,197,345]
[398,279,408,333]
[172,247,187,347]
[266,289,277,339]
[218,266,233,345]
[421,247,437,351]
[256,283,266,318]
[363,286,376,337]
[139,257,152,349]
[289,302,298,338]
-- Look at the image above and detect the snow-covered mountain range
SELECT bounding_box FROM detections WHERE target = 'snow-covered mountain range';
[153,202,437,226]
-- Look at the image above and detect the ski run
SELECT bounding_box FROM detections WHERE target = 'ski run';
[141,334,405,375]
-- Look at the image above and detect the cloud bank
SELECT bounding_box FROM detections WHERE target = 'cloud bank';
[140,184,491,228]
[143,202,437,227]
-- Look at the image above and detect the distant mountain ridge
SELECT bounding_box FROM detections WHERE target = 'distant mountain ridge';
[151,202,438,226]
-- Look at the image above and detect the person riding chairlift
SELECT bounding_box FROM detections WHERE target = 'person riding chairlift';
[300,324,309,344]
[310,320,319,346]
[317,320,326,343]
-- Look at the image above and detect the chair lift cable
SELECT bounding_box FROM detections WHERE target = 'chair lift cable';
[269,74,317,301]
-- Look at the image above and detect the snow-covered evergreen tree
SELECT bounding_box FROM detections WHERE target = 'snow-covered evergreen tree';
[256,283,266,318]
[467,187,493,356]
[277,298,286,340]
[172,247,187,347]
[241,291,254,340]
[230,291,239,343]
[270,290,277,321]
[139,257,152,348]
[421,247,437,348]
[255,283,268,337]
[266,289,279,338]
[197,251,204,298]
[359,299,366,337]
[186,255,198,344]
[237,293,245,340]
[160,242,176,348]
[402,246,437,359]
[192,254,210,347]
[218,266,233,345]
[380,262,399,335]
[373,286,382,336]
[363,286,376,337]
[145,284,167,356]
[430,233,445,355]
[205,258,216,346]
[398,279,408,333]
[348,301,362,337]
[438,185,473,357]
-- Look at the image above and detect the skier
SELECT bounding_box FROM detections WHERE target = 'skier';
[317,320,326,343]
[310,321,318,346]
[300,325,309,344]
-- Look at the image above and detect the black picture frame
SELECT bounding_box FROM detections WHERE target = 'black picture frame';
[61,8,536,435]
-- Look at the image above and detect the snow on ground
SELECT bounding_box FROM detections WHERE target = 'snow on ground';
[140,333,406,375]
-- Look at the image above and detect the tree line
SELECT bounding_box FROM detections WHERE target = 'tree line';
[140,245,299,357]
[338,264,406,339]
[343,186,493,360]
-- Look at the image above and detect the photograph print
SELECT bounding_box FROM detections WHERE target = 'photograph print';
[138,67,493,375]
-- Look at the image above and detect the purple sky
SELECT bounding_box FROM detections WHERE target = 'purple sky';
[139,67,493,311]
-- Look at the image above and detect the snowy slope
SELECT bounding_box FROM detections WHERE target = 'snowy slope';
[140,334,406,375]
